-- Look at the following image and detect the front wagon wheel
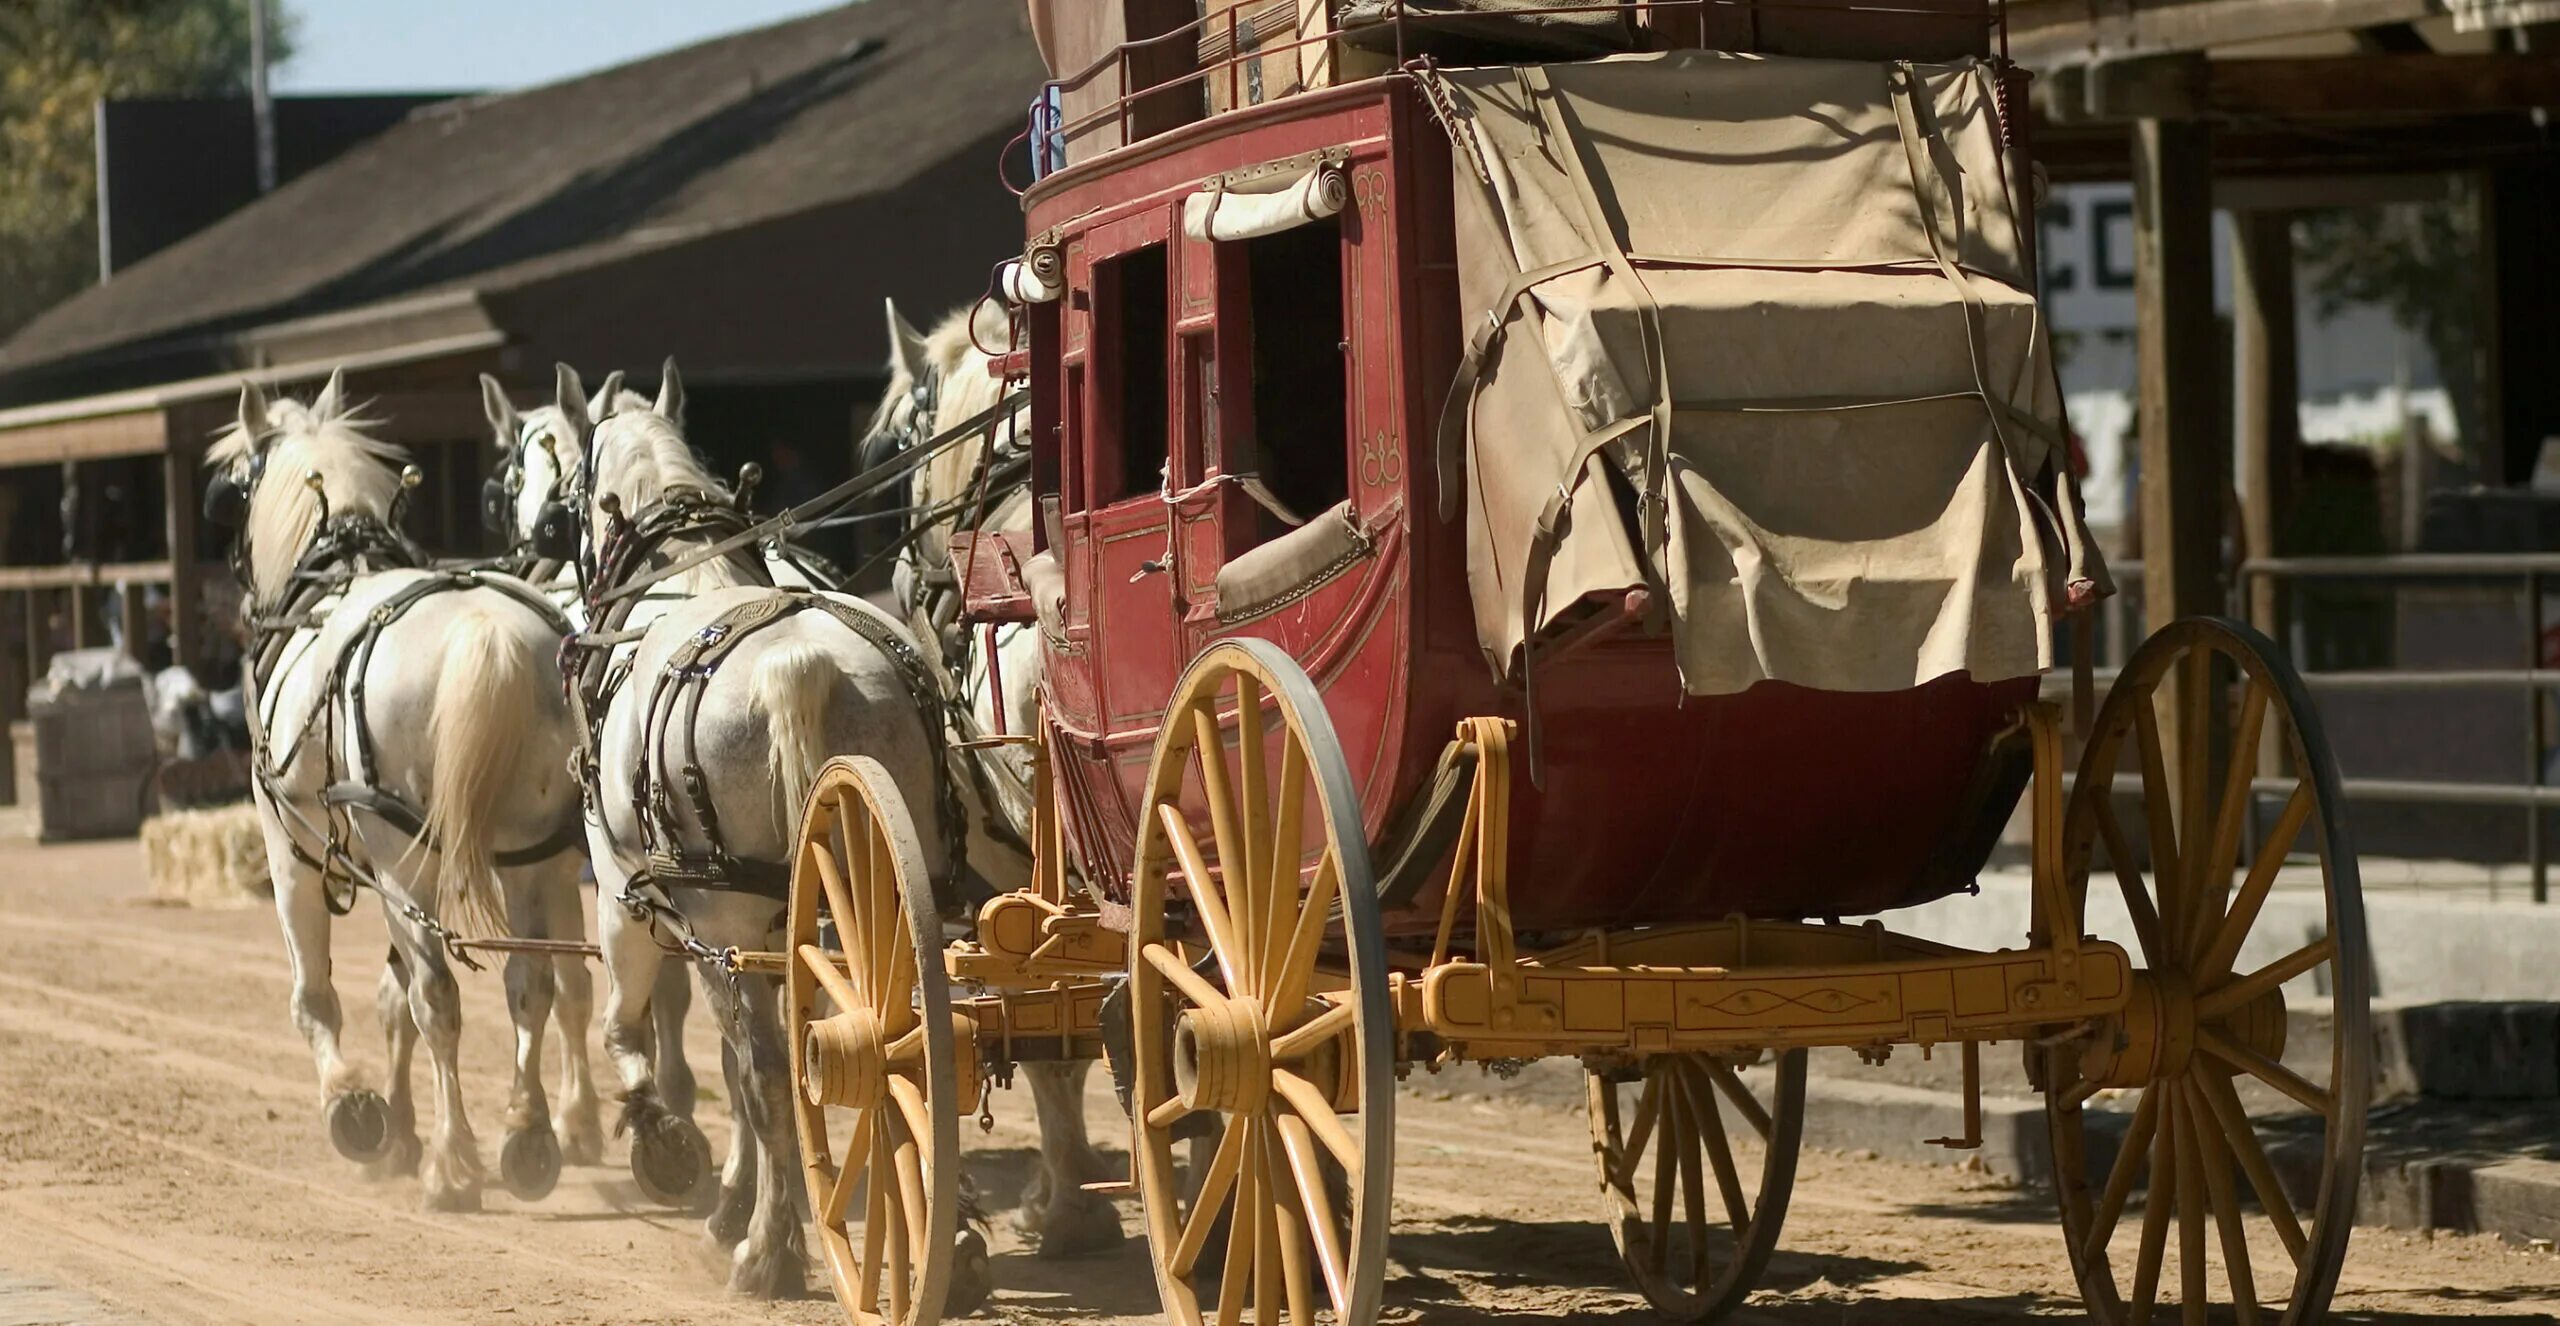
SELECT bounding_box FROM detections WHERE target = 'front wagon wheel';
[1128,640,1395,1326]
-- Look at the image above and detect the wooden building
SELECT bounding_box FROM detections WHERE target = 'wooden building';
[0,0,1043,700]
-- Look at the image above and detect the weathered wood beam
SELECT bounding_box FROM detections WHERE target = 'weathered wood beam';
[2048,53,2560,122]
[2010,0,2443,70]
[2352,21,2433,53]
[2133,118,2224,637]
[2232,212,2300,643]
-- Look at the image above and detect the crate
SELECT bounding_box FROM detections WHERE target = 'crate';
[28,683,158,841]
[1200,0,1362,116]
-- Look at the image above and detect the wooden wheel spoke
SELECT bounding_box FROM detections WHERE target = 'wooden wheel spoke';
[2129,1088,2179,1326]
[1172,1116,1247,1278]
[1673,1073,1713,1292]
[1273,1069,1360,1179]
[1214,1122,1258,1326]
[2190,681,2273,962]
[2194,1067,2308,1264]
[806,840,868,1004]
[2184,1077,2262,1325]
[1234,677,1276,977]
[867,816,899,1008]
[1680,1060,1752,1237]
[857,1122,890,1313]
[1270,999,1354,1063]
[1615,1075,1663,1192]
[824,1106,876,1226]
[2197,1028,2333,1116]
[884,1024,925,1065]
[1267,734,1309,974]
[2132,689,2186,944]
[1277,1114,1352,1317]
[1252,1120,1283,1326]
[1160,805,1247,994]
[1701,1056,1774,1142]
[1270,851,1337,1018]
[800,944,865,1023]
[2081,1089,2160,1267]
[2198,784,2315,981]
[1144,941,1229,1013]
[1272,1117,1315,1326]
[2171,1086,2210,1325]
[1191,704,1256,997]
[1649,1073,1684,1273]
[886,1127,915,1324]
[886,1076,934,1171]
[2093,800,2169,964]
[1147,1094,1195,1131]
[2197,936,2335,1022]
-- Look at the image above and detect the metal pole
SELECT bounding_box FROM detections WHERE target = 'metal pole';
[2532,571,2548,902]
[250,0,276,194]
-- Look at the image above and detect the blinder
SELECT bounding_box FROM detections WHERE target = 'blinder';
[531,500,583,562]
[480,474,514,534]
[204,474,251,528]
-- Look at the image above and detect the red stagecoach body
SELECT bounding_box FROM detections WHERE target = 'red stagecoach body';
[1012,11,2059,938]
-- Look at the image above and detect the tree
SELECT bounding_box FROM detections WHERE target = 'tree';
[0,0,292,340]
[2293,185,2484,464]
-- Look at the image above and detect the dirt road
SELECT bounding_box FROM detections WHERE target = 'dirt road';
[0,838,2552,1325]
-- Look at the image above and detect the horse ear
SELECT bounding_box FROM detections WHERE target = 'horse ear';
[592,370,626,422]
[312,366,347,418]
[555,363,591,442]
[238,380,272,447]
[479,374,520,448]
[885,299,929,383]
[655,357,685,426]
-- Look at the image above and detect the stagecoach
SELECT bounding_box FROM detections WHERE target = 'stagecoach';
[775,5,2371,1325]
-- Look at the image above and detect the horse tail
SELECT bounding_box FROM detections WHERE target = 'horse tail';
[751,638,843,841]
[420,605,533,942]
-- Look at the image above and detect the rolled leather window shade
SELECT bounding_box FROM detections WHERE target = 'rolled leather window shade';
[1182,161,1350,243]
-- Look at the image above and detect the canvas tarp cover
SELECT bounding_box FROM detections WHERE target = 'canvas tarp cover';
[1438,51,2104,696]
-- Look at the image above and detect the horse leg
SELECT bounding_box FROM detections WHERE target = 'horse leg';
[652,958,699,1122]
[704,1036,757,1250]
[1020,1060,1124,1257]
[710,970,805,1299]
[542,869,604,1166]
[398,922,484,1212]
[368,947,424,1178]
[598,895,711,1208]
[497,871,562,1202]
[268,849,391,1164]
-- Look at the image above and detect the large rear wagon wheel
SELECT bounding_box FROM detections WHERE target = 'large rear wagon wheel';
[1589,1050,1806,1322]
[787,757,972,1326]
[2046,618,2369,1326]
[1129,640,1395,1326]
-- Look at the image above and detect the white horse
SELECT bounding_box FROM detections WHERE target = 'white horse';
[872,299,1126,1257]
[481,375,709,1126]
[209,373,598,1211]
[557,362,951,1296]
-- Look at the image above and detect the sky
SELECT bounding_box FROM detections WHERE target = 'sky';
[271,0,849,95]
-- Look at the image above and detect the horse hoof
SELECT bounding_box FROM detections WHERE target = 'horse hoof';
[948,1227,994,1316]
[629,1113,712,1208]
[327,1089,393,1164]
[421,1181,483,1214]
[500,1128,563,1202]
[725,1238,805,1300]
[1034,1192,1126,1260]
[557,1113,605,1167]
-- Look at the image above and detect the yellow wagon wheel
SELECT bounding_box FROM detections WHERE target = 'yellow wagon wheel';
[786,757,968,1326]
[2045,618,2369,1326]
[1589,1049,1806,1322]
[1129,639,1395,1326]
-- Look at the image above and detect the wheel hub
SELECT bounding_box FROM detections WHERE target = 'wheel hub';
[803,1007,886,1108]
[1173,998,1270,1114]
[2082,968,2195,1086]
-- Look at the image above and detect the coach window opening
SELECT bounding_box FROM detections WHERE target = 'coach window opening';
[1228,214,1348,551]
[1092,244,1172,509]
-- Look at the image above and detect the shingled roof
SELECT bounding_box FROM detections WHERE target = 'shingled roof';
[0,0,1044,390]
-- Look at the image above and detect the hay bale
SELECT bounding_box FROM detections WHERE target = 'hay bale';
[140,804,271,908]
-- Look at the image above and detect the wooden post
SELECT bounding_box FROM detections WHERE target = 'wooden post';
[165,442,200,673]
[67,584,91,650]
[2232,209,2298,643]
[2133,117,2223,636]
[2133,116,2221,796]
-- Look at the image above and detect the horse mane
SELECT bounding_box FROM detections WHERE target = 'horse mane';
[590,407,727,514]
[210,394,409,606]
